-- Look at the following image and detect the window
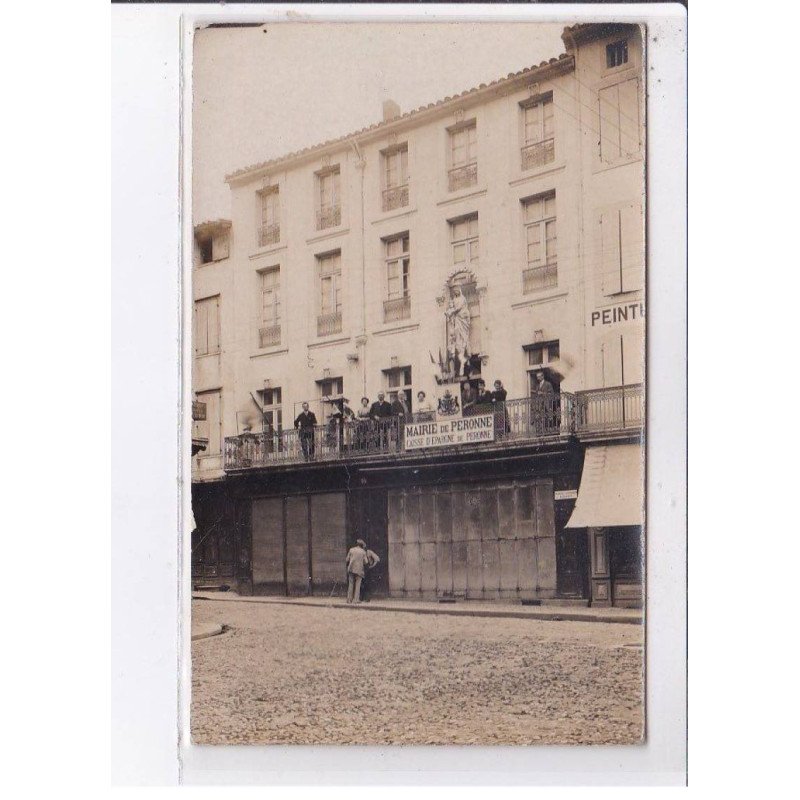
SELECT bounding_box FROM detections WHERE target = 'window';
[259,267,281,347]
[317,251,342,336]
[258,386,283,434]
[258,187,280,246]
[521,94,555,170]
[522,193,557,293]
[196,230,229,264]
[194,295,220,356]
[606,39,629,69]
[384,366,412,407]
[384,234,410,322]
[598,79,640,162]
[316,167,341,230]
[448,121,477,191]
[450,214,479,269]
[317,377,343,423]
[525,340,561,392]
[599,202,644,295]
[382,145,409,211]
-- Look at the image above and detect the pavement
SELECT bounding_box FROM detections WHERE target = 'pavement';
[192,591,642,625]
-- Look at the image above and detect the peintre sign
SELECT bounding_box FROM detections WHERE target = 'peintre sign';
[404,414,495,450]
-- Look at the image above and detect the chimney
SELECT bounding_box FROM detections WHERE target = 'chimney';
[382,99,401,122]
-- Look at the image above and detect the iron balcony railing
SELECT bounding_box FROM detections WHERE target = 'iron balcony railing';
[383,296,411,323]
[258,223,280,247]
[223,387,644,471]
[258,323,281,348]
[523,263,558,294]
[316,205,342,231]
[382,184,409,212]
[317,311,343,337]
[448,162,478,192]
[574,384,644,435]
[224,393,582,471]
[521,138,555,170]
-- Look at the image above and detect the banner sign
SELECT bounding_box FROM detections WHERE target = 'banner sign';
[404,413,494,450]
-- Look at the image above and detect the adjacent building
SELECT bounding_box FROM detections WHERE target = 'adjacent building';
[191,23,646,607]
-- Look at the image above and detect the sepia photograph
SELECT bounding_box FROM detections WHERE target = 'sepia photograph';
[189,19,646,746]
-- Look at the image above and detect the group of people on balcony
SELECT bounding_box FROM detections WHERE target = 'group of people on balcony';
[271,371,560,463]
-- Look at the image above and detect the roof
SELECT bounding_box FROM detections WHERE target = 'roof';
[561,22,639,48]
[225,52,574,185]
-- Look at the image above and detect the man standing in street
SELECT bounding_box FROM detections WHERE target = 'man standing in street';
[346,539,370,604]
[294,401,317,461]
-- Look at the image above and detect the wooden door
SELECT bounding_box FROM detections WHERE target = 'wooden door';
[555,500,588,598]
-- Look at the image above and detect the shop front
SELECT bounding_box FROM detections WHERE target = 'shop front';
[565,443,644,608]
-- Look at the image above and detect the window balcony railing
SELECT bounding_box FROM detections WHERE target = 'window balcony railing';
[448,162,478,192]
[222,386,644,471]
[317,310,342,337]
[521,139,555,170]
[523,263,558,294]
[575,384,644,435]
[316,205,341,231]
[258,223,280,247]
[383,296,411,323]
[258,323,281,349]
[382,184,409,212]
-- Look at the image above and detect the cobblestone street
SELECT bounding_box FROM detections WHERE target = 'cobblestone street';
[191,599,644,745]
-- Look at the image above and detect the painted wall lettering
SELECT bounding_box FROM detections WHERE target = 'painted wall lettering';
[590,303,645,326]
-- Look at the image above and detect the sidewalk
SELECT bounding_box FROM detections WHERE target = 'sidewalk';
[192,591,642,625]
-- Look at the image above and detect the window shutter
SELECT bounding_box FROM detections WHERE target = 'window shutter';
[600,210,622,296]
[617,79,640,158]
[620,202,644,292]
[598,85,621,163]
[194,300,208,355]
[621,331,644,385]
[212,233,229,261]
[207,296,220,353]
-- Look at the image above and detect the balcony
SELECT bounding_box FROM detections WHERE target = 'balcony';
[317,310,342,337]
[316,205,341,231]
[382,184,409,212]
[258,323,281,348]
[521,139,555,170]
[448,162,478,192]
[222,386,644,472]
[258,223,280,247]
[523,263,558,294]
[575,384,644,439]
[383,296,411,323]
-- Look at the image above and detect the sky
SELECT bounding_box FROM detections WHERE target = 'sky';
[192,22,566,223]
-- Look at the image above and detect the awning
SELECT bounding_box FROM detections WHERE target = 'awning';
[565,444,644,528]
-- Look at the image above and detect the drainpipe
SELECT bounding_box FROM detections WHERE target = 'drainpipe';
[351,139,368,396]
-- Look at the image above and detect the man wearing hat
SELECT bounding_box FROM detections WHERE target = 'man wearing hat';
[345,539,370,604]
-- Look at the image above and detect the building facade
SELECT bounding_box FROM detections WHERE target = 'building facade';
[191,23,646,607]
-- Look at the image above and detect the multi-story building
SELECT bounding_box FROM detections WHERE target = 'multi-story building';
[191,23,645,607]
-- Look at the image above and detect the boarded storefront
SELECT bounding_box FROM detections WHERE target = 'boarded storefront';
[250,492,347,595]
[387,479,557,601]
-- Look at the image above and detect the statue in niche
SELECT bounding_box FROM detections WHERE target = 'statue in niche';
[445,285,471,376]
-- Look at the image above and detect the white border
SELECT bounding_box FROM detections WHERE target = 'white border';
[113,2,687,786]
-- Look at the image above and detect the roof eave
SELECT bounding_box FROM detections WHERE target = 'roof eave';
[225,54,575,187]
